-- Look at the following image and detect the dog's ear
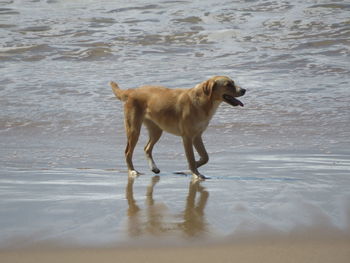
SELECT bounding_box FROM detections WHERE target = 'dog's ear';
[202,79,216,97]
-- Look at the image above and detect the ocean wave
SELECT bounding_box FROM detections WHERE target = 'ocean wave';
[0,7,19,15]
[54,47,113,61]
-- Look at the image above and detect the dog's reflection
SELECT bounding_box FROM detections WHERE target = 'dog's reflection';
[126,176,209,238]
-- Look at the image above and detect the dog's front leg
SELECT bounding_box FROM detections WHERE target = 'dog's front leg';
[193,135,209,168]
[182,137,206,179]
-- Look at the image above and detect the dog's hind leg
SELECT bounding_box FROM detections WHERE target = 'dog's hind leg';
[144,119,162,174]
[124,103,143,177]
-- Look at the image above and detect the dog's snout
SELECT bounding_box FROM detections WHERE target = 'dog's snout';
[240,88,246,96]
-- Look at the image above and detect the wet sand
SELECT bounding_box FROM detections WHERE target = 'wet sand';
[1,155,350,263]
[2,237,350,263]
[1,151,350,247]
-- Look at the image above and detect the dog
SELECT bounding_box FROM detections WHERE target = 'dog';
[110,76,246,179]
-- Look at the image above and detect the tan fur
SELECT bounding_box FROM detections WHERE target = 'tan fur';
[110,76,246,179]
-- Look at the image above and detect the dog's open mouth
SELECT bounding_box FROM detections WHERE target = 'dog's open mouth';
[223,94,244,107]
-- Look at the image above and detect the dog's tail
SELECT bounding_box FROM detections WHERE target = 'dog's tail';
[110,81,128,101]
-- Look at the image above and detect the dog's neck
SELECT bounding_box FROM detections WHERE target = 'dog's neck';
[191,84,222,118]
[207,100,221,119]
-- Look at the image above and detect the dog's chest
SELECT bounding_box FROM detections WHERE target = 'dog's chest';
[194,119,210,133]
[192,101,220,132]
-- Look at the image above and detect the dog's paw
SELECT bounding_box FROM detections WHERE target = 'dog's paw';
[193,173,210,181]
[128,170,142,178]
[152,167,160,174]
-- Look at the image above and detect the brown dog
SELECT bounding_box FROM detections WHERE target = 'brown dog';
[110,76,245,179]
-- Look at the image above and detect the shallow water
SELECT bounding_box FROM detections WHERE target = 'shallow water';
[1,0,350,247]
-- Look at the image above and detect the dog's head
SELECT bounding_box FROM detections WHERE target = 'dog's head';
[202,76,246,107]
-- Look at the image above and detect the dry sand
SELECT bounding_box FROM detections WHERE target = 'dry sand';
[1,237,349,263]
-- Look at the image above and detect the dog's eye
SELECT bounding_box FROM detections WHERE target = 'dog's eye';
[228,82,235,88]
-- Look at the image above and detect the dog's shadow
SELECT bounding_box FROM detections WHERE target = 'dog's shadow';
[125,175,209,238]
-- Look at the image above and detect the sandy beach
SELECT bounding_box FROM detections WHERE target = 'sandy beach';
[1,164,350,262]
[3,171,349,262]
[2,237,350,263]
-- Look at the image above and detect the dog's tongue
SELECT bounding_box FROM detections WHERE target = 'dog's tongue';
[223,94,244,107]
[233,98,244,107]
